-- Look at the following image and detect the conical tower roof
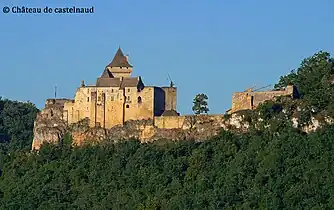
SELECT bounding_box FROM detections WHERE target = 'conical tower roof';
[106,47,132,68]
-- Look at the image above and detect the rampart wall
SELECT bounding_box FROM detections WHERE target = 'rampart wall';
[32,107,248,150]
[231,85,297,113]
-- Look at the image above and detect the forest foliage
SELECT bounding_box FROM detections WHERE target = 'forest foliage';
[1,51,334,209]
[0,98,39,153]
[192,93,209,114]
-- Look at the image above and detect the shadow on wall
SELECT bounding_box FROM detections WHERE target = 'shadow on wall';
[154,87,165,116]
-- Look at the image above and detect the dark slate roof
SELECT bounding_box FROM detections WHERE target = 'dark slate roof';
[96,76,144,88]
[107,47,133,68]
[96,78,121,87]
[101,68,114,78]
[161,110,179,116]
[120,77,140,88]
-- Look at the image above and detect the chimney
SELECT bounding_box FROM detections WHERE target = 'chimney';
[125,54,129,62]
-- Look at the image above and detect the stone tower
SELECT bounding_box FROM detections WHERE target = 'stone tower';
[162,86,177,111]
[104,47,133,78]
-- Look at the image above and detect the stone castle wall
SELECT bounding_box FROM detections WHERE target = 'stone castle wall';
[31,104,249,150]
[33,83,301,150]
[154,116,185,129]
[62,86,158,129]
[31,101,334,151]
[59,84,178,130]
[230,85,297,113]
[161,87,177,111]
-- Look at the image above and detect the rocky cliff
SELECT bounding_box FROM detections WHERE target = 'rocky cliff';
[32,105,67,150]
[31,105,251,150]
[32,103,334,150]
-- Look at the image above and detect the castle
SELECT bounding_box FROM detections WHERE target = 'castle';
[46,47,179,129]
[41,47,299,133]
[33,47,301,150]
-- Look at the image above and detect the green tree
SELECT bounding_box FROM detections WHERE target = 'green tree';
[0,98,39,153]
[274,69,298,90]
[192,93,209,114]
[275,51,334,114]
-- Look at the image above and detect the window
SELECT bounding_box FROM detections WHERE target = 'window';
[111,89,114,93]
[111,96,114,101]
[98,96,101,101]
[126,104,129,108]
[87,97,89,102]
[127,96,130,101]
[137,96,142,104]
[127,88,130,92]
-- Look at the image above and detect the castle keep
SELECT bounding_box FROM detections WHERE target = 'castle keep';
[47,48,178,129]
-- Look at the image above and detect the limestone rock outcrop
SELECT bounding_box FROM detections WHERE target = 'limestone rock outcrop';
[32,104,334,150]
[32,106,67,150]
[32,108,250,150]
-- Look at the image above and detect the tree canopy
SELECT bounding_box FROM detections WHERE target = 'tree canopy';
[274,51,334,115]
[0,98,39,153]
[1,126,334,209]
[192,93,209,114]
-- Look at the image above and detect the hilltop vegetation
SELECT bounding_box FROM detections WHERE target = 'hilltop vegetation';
[275,51,334,118]
[1,51,334,209]
[0,98,39,153]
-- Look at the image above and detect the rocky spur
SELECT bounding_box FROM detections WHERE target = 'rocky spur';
[53,6,94,14]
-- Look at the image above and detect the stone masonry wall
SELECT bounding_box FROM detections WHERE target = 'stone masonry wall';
[68,114,249,146]
[32,101,334,150]
[32,104,250,150]
[162,87,177,111]
[231,85,296,113]
[62,85,156,129]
